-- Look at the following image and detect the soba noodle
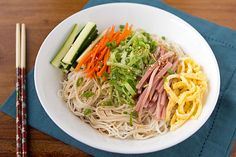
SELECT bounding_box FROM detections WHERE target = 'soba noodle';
[59,71,168,139]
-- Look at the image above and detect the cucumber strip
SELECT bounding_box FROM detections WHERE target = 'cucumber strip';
[62,22,96,64]
[70,29,98,64]
[60,28,98,71]
[76,29,108,63]
[50,24,81,68]
[61,28,98,72]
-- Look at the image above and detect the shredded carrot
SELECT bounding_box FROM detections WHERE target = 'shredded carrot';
[75,23,132,78]
[107,25,115,39]
[98,47,108,60]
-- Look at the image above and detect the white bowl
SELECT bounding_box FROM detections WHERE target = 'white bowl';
[34,3,220,154]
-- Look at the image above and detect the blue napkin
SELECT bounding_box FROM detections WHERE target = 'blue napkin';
[1,0,236,156]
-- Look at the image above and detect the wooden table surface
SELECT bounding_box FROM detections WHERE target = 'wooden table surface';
[0,0,235,156]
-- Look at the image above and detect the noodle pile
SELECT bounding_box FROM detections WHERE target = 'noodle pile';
[60,71,168,139]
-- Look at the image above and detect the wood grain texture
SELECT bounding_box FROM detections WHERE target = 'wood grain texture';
[0,0,235,156]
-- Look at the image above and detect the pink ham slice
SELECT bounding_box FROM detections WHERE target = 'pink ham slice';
[154,46,161,59]
[135,87,148,111]
[135,48,178,121]
[158,85,164,93]
[160,51,175,61]
[151,92,159,103]
[153,62,172,93]
[160,105,166,120]
[138,88,142,94]
[148,77,160,100]
[149,104,156,114]
[153,62,172,83]
[160,91,167,107]
[156,79,164,91]
[172,59,179,71]
[138,67,159,119]
[154,92,162,119]
[148,101,155,109]
[160,47,165,56]
[136,63,159,90]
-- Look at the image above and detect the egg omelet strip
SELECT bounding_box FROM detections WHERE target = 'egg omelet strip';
[164,57,207,131]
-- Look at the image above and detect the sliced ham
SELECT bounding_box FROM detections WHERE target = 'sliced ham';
[169,56,174,63]
[148,101,155,108]
[135,87,148,111]
[138,68,159,119]
[156,79,164,91]
[151,92,159,103]
[144,99,150,108]
[158,85,164,93]
[138,88,142,94]
[154,92,162,119]
[136,63,159,90]
[149,104,156,114]
[160,91,167,106]
[148,77,160,100]
[154,46,161,59]
[160,105,166,120]
[153,62,172,81]
[160,51,175,61]
[160,47,165,56]
[135,48,178,121]
[172,58,179,71]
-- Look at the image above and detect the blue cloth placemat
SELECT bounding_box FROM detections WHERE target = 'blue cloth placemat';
[1,0,236,156]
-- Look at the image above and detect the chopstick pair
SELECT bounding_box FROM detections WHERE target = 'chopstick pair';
[16,23,28,157]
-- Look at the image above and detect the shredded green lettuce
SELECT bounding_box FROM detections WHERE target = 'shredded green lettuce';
[107,30,157,106]
[167,68,175,75]
[76,77,83,87]
[83,108,92,116]
[81,91,95,98]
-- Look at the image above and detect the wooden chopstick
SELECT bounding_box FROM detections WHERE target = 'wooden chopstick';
[16,23,22,157]
[20,23,27,157]
[16,23,28,157]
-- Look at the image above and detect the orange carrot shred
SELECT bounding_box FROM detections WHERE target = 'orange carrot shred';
[75,24,132,78]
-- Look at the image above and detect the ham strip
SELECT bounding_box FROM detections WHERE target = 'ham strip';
[154,46,161,59]
[172,59,179,71]
[160,51,175,61]
[152,92,159,103]
[158,85,164,93]
[149,105,156,114]
[138,68,159,118]
[153,62,172,82]
[144,99,151,108]
[156,79,164,91]
[149,78,160,100]
[150,61,172,96]
[134,46,179,121]
[148,101,155,108]
[160,47,165,56]
[161,105,166,120]
[169,56,174,63]
[160,91,167,106]
[135,87,148,111]
[138,88,142,94]
[136,64,159,89]
[154,92,162,119]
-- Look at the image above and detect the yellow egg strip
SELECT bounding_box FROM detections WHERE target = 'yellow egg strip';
[164,57,207,131]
